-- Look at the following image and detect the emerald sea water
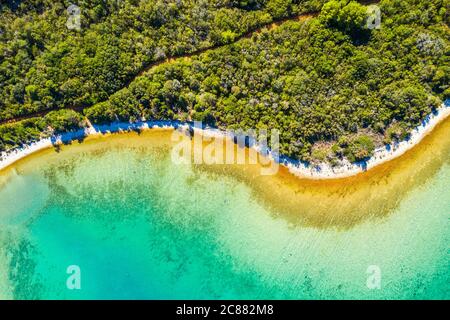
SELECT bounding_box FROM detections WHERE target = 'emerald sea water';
[0,131,448,299]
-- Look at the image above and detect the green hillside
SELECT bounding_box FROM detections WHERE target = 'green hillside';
[1,0,448,164]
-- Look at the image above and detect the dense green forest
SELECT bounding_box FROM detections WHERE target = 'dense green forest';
[0,0,325,121]
[1,0,449,164]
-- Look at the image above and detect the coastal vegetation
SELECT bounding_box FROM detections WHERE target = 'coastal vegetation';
[0,0,326,121]
[0,0,448,165]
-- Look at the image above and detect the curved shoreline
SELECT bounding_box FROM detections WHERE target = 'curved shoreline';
[1,102,449,180]
[287,102,450,179]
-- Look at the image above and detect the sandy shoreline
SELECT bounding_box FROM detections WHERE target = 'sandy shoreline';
[1,102,449,179]
[285,102,450,179]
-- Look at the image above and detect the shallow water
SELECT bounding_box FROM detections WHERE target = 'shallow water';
[0,124,449,299]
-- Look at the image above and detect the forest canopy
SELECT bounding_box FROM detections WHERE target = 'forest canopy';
[0,0,327,121]
[0,0,449,165]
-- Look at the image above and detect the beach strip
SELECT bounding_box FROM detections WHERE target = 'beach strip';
[1,103,449,180]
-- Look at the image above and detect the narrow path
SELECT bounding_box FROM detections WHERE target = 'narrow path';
[0,13,317,126]
[1,0,380,126]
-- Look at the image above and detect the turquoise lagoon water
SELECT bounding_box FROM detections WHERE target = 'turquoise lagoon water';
[0,132,448,300]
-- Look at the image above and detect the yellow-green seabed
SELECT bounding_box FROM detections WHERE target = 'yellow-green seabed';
[0,119,449,299]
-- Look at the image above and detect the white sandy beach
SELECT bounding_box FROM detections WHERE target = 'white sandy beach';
[285,103,450,179]
[1,103,449,180]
